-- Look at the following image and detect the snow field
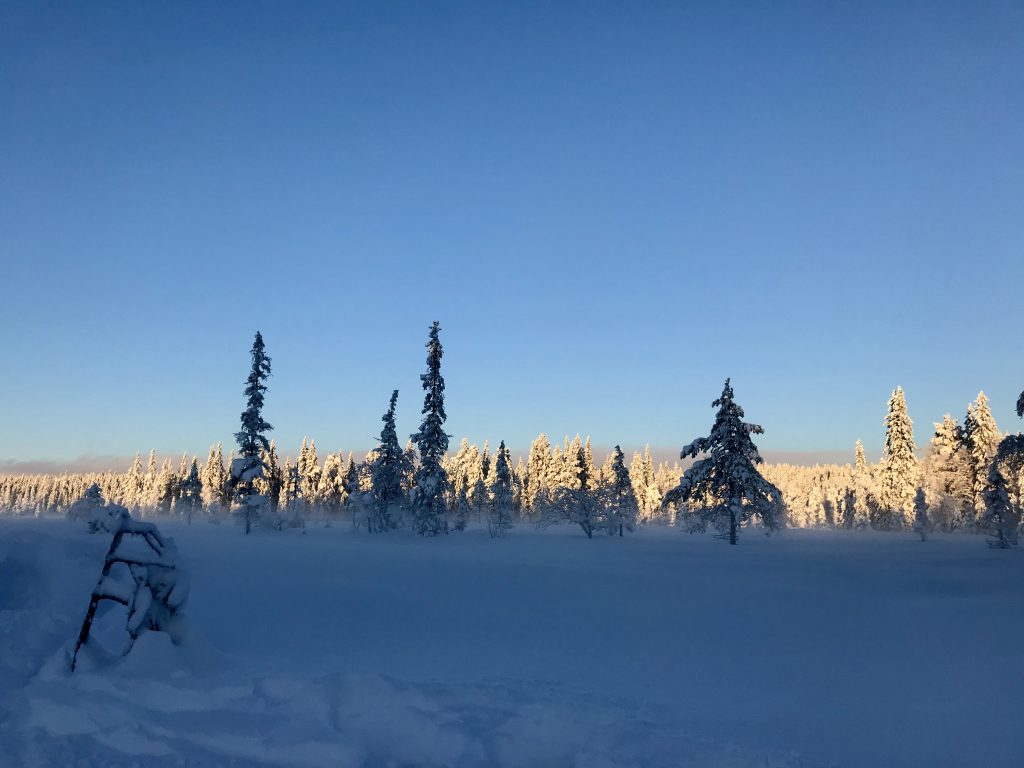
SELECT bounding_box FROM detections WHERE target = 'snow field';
[1,518,1022,767]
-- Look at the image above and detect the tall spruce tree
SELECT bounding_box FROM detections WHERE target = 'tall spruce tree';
[410,321,450,536]
[370,390,405,532]
[964,392,1001,512]
[232,331,273,534]
[878,386,917,529]
[663,379,783,544]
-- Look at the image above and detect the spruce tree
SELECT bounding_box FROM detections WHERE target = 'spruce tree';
[525,434,550,516]
[259,440,284,513]
[143,450,159,512]
[583,437,596,490]
[319,452,345,516]
[481,440,491,482]
[370,390,405,532]
[982,461,1019,548]
[126,452,144,511]
[852,439,874,528]
[878,386,917,529]
[488,440,514,538]
[964,392,1001,512]
[231,330,273,535]
[663,379,784,545]
[606,445,638,536]
[912,487,931,541]
[629,451,647,520]
[409,321,450,536]
[178,458,203,525]
[565,435,585,490]
[926,415,970,531]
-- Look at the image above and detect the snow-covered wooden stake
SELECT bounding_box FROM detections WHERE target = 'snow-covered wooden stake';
[71,517,188,671]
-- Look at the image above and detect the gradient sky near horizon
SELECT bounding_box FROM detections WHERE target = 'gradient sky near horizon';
[1,1,1022,467]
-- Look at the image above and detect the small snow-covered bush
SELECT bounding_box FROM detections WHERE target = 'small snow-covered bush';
[71,515,190,670]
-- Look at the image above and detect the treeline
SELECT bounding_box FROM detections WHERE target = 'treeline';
[0,438,681,528]
[2,325,1022,546]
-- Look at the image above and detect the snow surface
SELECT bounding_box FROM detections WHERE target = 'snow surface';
[1,518,1022,767]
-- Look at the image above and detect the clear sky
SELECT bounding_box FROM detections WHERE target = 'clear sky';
[1,1,1022,469]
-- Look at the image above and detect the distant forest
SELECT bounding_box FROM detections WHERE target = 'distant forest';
[3,327,1022,545]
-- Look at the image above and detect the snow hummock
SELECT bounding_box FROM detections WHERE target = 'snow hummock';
[1,517,1022,767]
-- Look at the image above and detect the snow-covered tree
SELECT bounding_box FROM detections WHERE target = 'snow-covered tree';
[370,390,406,532]
[525,433,550,516]
[923,415,969,531]
[878,386,917,530]
[539,457,604,538]
[142,450,159,512]
[963,392,1001,514]
[231,331,273,535]
[912,487,931,542]
[402,440,418,494]
[488,440,514,538]
[177,458,202,524]
[663,379,784,544]
[281,459,300,512]
[851,439,874,528]
[201,444,227,511]
[156,460,176,514]
[409,322,450,536]
[629,451,646,518]
[257,440,284,514]
[605,445,638,536]
[341,454,358,507]
[125,452,144,511]
[67,483,129,533]
[318,452,345,516]
[982,461,1019,549]
[71,517,189,671]
[481,440,492,483]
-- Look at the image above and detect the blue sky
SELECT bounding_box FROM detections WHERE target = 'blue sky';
[1,1,1022,467]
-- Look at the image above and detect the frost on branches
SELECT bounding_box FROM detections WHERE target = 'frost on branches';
[409,321,450,536]
[538,441,604,538]
[662,379,784,545]
[231,331,273,534]
[71,515,189,671]
[878,386,918,530]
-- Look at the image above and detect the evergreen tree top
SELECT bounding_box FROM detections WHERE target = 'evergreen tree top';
[411,321,448,456]
[680,378,765,464]
[235,330,273,458]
